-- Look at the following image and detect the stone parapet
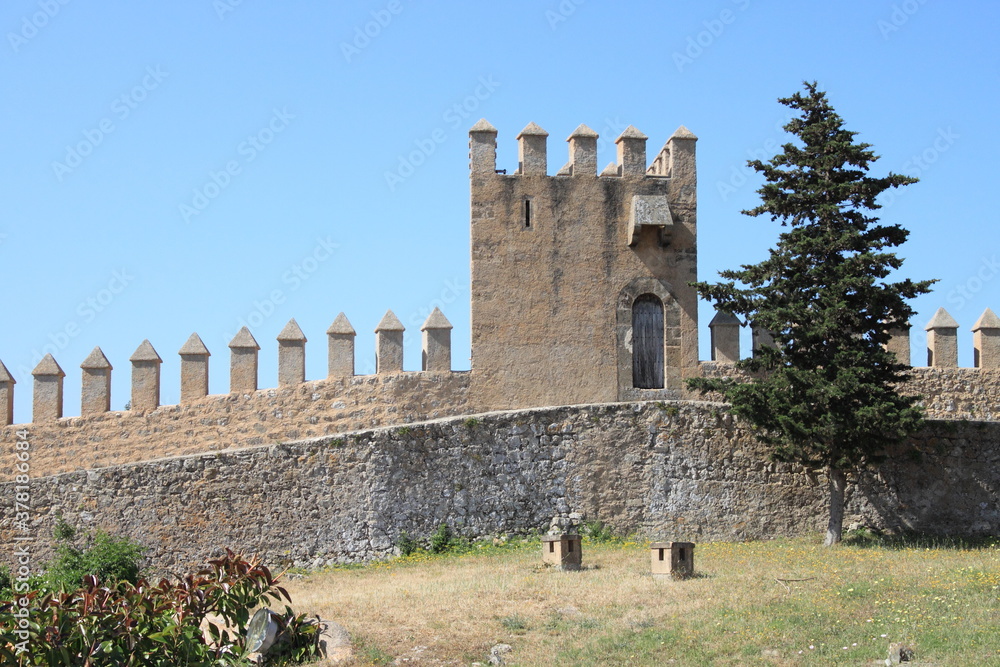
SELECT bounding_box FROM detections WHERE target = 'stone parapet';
[80,347,113,416]
[0,371,471,477]
[3,400,995,572]
[697,362,1000,422]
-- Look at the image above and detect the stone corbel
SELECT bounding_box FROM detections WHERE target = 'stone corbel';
[628,194,674,246]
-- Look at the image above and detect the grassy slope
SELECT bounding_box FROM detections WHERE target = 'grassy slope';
[284,536,1000,666]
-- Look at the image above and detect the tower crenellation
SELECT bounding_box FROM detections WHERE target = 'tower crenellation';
[228,327,261,394]
[31,354,65,422]
[563,123,599,176]
[276,318,308,386]
[515,122,549,175]
[925,307,960,368]
[179,333,211,402]
[421,307,453,372]
[129,340,162,412]
[972,307,1000,369]
[0,360,14,426]
[80,346,113,416]
[468,118,498,175]
[326,312,357,377]
[614,125,649,177]
[374,309,405,374]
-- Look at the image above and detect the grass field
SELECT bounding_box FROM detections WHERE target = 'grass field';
[283,534,1000,666]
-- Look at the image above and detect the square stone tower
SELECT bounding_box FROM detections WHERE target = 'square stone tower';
[468,120,699,411]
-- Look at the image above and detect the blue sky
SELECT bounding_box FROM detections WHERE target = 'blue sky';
[2,0,997,423]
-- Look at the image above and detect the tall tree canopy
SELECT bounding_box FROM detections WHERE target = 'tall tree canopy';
[689,82,936,546]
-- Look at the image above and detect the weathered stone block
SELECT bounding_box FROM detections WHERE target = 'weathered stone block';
[516,122,548,175]
[80,347,112,416]
[0,360,15,426]
[421,308,453,372]
[375,310,404,374]
[925,307,959,368]
[179,333,211,402]
[277,318,307,386]
[229,327,261,393]
[469,118,498,175]
[32,354,65,422]
[709,311,740,363]
[327,313,356,377]
[886,323,911,366]
[972,307,1000,369]
[752,324,775,354]
[615,125,648,176]
[541,534,581,571]
[566,124,598,176]
[666,126,698,204]
[130,340,162,412]
[651,541,695,580]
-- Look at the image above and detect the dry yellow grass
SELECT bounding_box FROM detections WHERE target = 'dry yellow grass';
[283,536,1000,666]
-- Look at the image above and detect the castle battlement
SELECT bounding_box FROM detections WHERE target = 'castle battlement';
[0,308,456,427]
[2,121,996,480]
[469,118,698,182]
[706,306,1000,371]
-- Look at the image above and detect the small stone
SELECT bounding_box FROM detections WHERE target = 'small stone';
[315,619,353,665]
[888,642,915,664]
[489,643,513,665]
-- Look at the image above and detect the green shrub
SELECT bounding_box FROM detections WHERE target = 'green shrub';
[45,530,146,591]
[0,565,10,600]
[0,549,321,666]
[500,614,528,632]
[396,531,419,557]
[51,515,75,542]
[429,524,453,554]
[582,520,617,543]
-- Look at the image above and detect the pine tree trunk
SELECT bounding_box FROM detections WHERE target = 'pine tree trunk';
[824,468,847,547]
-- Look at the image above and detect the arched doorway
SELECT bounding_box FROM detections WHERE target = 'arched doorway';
[632,294,664,389]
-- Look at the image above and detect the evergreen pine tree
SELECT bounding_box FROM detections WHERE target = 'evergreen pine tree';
[689,82,936,546]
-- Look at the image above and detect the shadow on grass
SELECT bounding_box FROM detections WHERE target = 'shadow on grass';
[843,529,1000,551]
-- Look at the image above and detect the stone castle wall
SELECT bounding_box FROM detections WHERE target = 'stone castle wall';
[2,120,996,480]
[4,400,997,572]
[699,363,1000,422]
[2,364,996,479]
[0,372,470,477]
